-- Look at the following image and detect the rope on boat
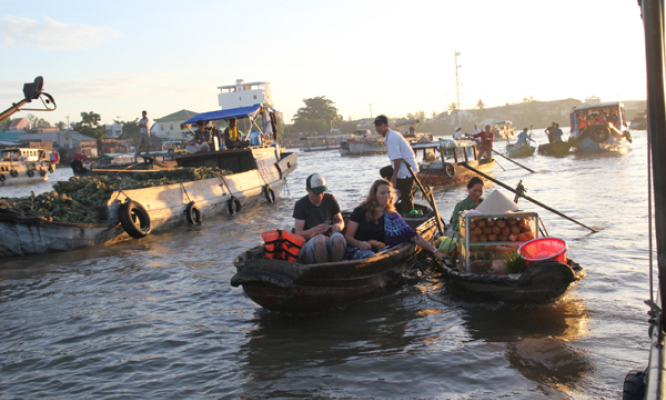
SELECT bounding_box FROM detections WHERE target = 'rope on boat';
[180,182,193,204]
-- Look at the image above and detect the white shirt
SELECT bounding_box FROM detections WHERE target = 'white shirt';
[384,129,418,179]
[139,117,150,135]
[453,130,463,140]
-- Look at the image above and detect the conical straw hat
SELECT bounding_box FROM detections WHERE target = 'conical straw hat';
[474,189,519,214]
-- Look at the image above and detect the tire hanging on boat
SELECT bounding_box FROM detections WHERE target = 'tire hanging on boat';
[10,169,18,177]
[48,165,54,173]
[118,200,152,238]
[582,124,610,144]
[27,169,35,178]
[444,163,456,179]
[39,169,46,177]
[70,159,87,174]
[0,174,5,182]
[228,196,242,214]
[185,201,202,224]
[263,185,276,204]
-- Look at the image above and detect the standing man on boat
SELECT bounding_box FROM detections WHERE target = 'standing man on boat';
[135,110,151,159]
[516,128,535,146]
[293,173,346,264]
[550,123,564,143]
[374,114,419,214]
[470,124,495,161]
[545,121,556,143]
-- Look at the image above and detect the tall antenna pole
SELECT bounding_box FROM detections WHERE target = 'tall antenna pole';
[369,103,373,118]
[455,51,462,110]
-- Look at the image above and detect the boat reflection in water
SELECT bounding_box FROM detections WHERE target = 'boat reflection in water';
[237,297,426,397]
[459,298,592,392]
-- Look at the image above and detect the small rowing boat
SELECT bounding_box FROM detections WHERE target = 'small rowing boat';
[231,205,438,313]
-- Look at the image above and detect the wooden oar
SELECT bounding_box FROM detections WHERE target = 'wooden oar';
[401,160,445,236]
[460,163,599,233]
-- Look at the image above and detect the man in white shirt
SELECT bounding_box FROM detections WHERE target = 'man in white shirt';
[135,110,151,159]
[374,115,419,214]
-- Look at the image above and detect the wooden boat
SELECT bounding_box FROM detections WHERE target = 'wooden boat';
[570,102,632,153]
[438,208,585,303]
[505,142,535,158]
[0,147,59,186]
[412,139,495,186]
[493,120,516,140]
[339,129,387,156]
[1,105,298,257]
[231,206,438,313]
[537,138,575,157]
[395,119,434,143]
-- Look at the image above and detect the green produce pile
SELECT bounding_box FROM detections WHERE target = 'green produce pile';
[0,167,231,224]
[503,252,528,274]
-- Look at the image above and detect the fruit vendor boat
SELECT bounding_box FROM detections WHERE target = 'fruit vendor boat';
[0,105,298,257]
[231,204,438,313]
[437,190,585,303]
[412,139,495,186]
[0,76,59,186]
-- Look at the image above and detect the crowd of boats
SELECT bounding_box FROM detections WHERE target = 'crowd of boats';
[0,66,657,397]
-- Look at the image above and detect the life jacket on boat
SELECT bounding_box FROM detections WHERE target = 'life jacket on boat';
[262,230,306,263]
[577,118,587,130]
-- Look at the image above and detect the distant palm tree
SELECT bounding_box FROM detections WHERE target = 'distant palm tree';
[476,99,485,110]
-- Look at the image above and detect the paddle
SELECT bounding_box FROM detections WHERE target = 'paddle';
[400,160,445,236]
[464,135,535,173]
[460,163,599,233]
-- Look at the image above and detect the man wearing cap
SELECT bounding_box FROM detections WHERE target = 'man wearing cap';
[374,114,419,214]
[293,173,346,264]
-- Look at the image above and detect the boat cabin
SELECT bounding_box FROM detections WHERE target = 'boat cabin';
[570,102,627,135]
[412,139,480,167]
[1,148,47,162]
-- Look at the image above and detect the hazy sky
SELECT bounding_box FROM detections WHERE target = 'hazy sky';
[0,0,648,126]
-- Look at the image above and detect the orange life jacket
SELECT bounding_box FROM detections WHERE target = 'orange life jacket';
[262,230,306,263]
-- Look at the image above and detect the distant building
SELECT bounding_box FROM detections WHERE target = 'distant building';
[585,96,601,106]
[151,109,200,140]
[104,124,123,139]
[218,79,272,109]
[8,118,30,131]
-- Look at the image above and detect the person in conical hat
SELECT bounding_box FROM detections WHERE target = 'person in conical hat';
[450,176,485,232]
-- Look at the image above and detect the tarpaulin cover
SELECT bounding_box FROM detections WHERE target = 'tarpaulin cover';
[182,104,275,125]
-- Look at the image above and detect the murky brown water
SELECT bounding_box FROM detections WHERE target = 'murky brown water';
[0,131,654,399]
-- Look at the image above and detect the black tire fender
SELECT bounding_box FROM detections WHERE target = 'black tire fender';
[228,196,242,214]
[27,169,35,178]
[582,124,610,144]
[185,201,202,224]
[39,169,46,177]
[517,260,575,287]
[71,159,87,174]
[0,174,5,182]
[444,163,456,179]
[10,169,18,177]
[263,185,276,203]
[118,200,152,238]
[48,165,54,173]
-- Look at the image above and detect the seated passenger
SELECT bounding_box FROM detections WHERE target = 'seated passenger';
[450,176,485,233]
[194,120,211,152]
[345,179,444,260]
[224,118,250,150]
[293,173,346,264]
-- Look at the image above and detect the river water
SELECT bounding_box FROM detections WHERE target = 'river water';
[0,131,655,399]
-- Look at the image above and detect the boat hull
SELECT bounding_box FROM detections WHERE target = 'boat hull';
[506,144,535,158]
[439,259,586,303]
[0,160,56,186]
[339,140,386,156]
[1,150,298,257]
[231,215,437,312]
[537,140,574,157]
[418,159,495,186]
